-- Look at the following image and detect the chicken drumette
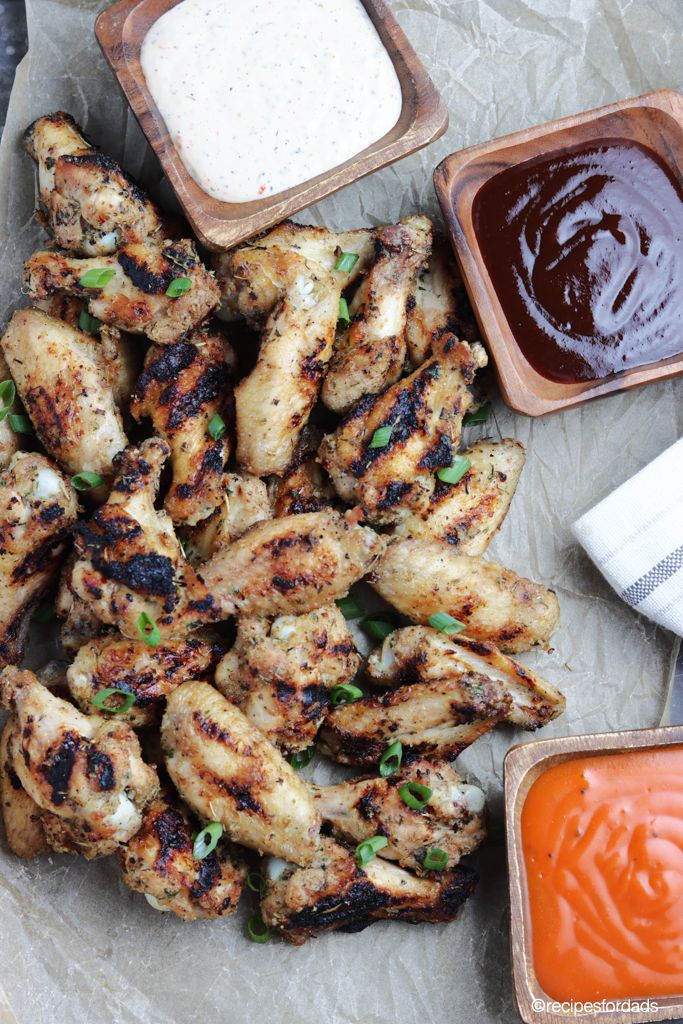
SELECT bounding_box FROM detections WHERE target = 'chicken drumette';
[180,471,272,565]
[268,426,337,517]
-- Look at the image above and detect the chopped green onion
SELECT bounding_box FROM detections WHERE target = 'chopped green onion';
[356,835,388,867]
[399,782,433,810]
[463,401,491,426]
[369,425,393,449]
[331,683,363,707]
[247,872,266,895]
[79,267,115,289]
[436,455,471,485]
[423,848,449,871]
[379,740,402,778]
[334,252,359,273]
[91,687,137,714]
[335,594,366,619]
[0,379,16,422]
[193,821,223,860]
[288,746,315,770]
[361,616,396,642]
[248,915,271,944]
[8,415,32,434]
[428,612,466,635]
[78,308,102,334]
[137,611,161,648]
[208,414,226,440]
[337,295,350,328]
[70,471,104,491]
[33,602,56,624]
[166,276,192,297]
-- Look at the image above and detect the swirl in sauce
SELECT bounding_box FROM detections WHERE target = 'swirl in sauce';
[473,140,683,383]
[522,746,683,1001]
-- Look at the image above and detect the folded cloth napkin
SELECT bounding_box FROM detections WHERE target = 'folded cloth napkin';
[572,437,683,636]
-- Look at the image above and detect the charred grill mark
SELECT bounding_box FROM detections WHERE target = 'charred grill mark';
[11,535,66,582]
[288,877,389,932]
[358,791,377,821]
[417,434,454,470]
[86,747,116,790]
[90,548,176,597]
[271,573,314,593]
[41,731,79,806]
[118,250,172,294]
[192,850,222,898]
[222,780,266,816]
[162,365,231,431]
[59,151,155,209]
[153,805,191,871]
[136,341,197,391]
[5,761,23,790]
[39,503,65,524]
[112,459,154,495]
[375,481,414,512]
[301,683,331,717]
[275,680,297,705]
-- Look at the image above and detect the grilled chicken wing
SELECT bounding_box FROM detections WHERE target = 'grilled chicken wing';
[319,336,487,524]
[0,453,79,668]
[199,509,385,618]
[0,667,159,855]
[119,786,248,919]
[0,353,20,470]
[370,537,560,653]
[321,215,432,414]
[180,471,272,565]
[162,680,321,865]
[1,717,50,858]
[67,632,224,727]
[393,438,526,553]
[214,606,361,753]
[130,328,237,525]
[1,307,127,484]
[24,239,220,345]
[55,550,114,654]
[310,757,486,874]
[268,426,337,517]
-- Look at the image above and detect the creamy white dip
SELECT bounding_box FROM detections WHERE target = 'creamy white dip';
[140,0,402,203]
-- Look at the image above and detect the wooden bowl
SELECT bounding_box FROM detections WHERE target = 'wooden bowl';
[504,725,683,1024]
[434,90,683,417]
[95,0,448,252]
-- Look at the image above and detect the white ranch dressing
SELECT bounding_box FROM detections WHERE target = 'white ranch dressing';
[140,0,402,203]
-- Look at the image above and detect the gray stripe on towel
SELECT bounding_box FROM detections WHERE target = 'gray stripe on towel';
[621,544,683,607]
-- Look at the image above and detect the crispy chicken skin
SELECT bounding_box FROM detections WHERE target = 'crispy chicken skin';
[130,327,237,525]
[67,633,224,727]
[1,717,50,858]
[214,606,361,753]
[310,757,486,874]
[393,438,526,554]
[319,336,487,524]
[321,215,433,415]
[24,239,220,345]
[1,307,127,482]
[199,509,385,618]
[0,453,79,668]
[0,667,159,852]
[55,550,114,654]
[370,537,560,653]
[162,680,321,865]
[181,471,272,565]
[119,787,248,920]
[72,439,223,640]
[269,426,337,517]
[0,352,20,470]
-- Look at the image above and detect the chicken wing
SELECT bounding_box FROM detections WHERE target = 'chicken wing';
[0,453,79,668]
[321,215,432,415]
[393,438,526,554]
[24,239,220,345]
[319,336,487,524]
[370,537,560,653]
[1,717,50,858]
[268,426,337,517]
[214,606,361,753]
[310,757,486,874]
[0,352,20,470]
[55,550,115,655]
[161,680,321,865]
[180,471,272,565]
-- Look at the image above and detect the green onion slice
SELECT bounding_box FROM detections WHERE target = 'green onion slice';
[288,746,315,770]
[356,835,388,868]
[248,915,271,944]
[193,821,223,860]
[428,612,466,635]
[463,401,491,426]
[78,308,102,334]
[331,683,363,707]
[436,455,471,485]
[91,687,137,714]
[8,414,32,434]
[247,872,266,895]
[335,594,366,619]
[369,425,393,449]
[361,616,396,642]
[33,602,56,624]
[166,276,192,297]
[334,252,359,273]
[399,782,432,810]
[208,414,226,440]
[79,267,115,289]
[423,848,449,871]
[338,295,351,328]
[0,379,16,422]
[70,471,104,491]
[379,740,402,778]
[137,611,161,648]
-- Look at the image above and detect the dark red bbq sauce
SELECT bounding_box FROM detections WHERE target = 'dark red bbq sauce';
[473,138,683,383]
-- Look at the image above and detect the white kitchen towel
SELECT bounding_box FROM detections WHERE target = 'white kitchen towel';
[572,437,683,637]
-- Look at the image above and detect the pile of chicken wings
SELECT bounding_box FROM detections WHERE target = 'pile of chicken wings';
[0,112,565,944]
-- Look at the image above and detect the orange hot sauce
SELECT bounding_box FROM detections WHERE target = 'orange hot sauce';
[521,746,683,1002]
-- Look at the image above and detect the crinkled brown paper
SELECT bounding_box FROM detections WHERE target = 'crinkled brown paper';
[0,2,682,1022]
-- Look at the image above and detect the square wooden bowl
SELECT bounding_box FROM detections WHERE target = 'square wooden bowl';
[434,90,683,417]
[95,0,448,252]
[504,725,683,1024]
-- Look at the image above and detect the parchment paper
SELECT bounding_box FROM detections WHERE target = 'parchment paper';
[1,2,683,1023]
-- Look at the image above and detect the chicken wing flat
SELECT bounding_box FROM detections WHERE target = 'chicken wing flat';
[0,352,20,470]
[162,680,321,865]
[24,239,220,345]
[0,453,79,668]
[130,328,237,525]
[370,536,560,653]
[321,215,432,415]
[214,606,361,753]
[268,426,337,517]
[1,307,127,483]
[180,471,272,565]
[22,111,176,256]
[310,756,486,874]
[199,509,385,618]
[319,336,487,524]
[1,717,50,858]
[393,438,526,554]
